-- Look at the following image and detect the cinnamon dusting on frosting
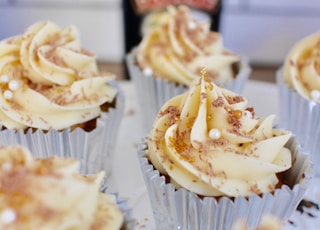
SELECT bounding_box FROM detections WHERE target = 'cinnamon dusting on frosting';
[211,97,224,108]
[0,145,125,229]
[137,5,241,86]
[148,69,292,197]
[0,21,118,130]
[284,32,320,101]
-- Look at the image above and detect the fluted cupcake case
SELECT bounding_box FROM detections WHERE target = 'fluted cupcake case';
[277,68,320,176]
[101,186,135,230]
[138,136,312,230]
[0,80,124,179]
[126,50,251,133]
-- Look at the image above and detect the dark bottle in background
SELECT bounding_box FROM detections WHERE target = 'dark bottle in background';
[122,0,223,79]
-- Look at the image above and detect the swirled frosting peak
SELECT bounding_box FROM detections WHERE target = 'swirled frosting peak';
[148,69,292,197]
[0,145,124,229]
[137,5,240,85]
[0,21,117,130]
[284,32,320,102]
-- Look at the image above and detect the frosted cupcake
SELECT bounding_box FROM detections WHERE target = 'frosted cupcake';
[139,69,312,229]
[232,215,284,230]
[0,145,132,229]
[276,32,320,176]
[0,21,124,177]
[126,5,251,132]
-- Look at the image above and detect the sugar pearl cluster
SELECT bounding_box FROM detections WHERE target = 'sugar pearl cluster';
[0,75,23,101]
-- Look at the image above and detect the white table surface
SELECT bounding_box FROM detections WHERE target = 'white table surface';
[109,80,320,230]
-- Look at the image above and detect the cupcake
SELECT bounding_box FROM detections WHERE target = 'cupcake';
[0,21,124,178]
[126,5,251,132]
[232,215,284,230]
[276,32,320,176]
[0,144,132,229]
[138,69,312,229]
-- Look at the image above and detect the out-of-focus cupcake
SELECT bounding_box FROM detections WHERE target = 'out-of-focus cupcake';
[0,21,124,178]
[138,69,312,229]
[232,215,285,230]
[276,32,320,177]
[0,145,132,229]
[126,5,251,132]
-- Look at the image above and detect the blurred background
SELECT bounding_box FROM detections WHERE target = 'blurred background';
[1,0,320,81]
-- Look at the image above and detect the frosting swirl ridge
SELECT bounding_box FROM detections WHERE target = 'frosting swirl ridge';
[137,5,240,85]
[148,72,292,197]
[0,145,124,229]
[284,32,320,102]
[0,21,117,130]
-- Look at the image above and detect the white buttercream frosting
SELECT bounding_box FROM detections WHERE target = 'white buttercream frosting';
[148,70,292,197]
[0,145,124,229]
[0,21,117,130]
[283,32,320,102]
[232,215,284,230]
[136,5,240,85]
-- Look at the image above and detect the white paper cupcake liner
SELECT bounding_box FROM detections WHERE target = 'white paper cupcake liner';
[276,68,320,176]
[126,50,251,133]
[0,80,125,179]
[138,137,313,230]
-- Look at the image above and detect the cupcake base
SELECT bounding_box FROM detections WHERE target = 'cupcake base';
[138,137,312,230]
[0,80,125,179]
